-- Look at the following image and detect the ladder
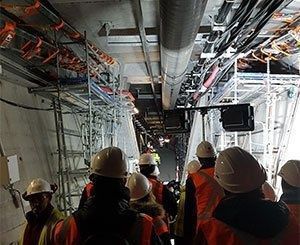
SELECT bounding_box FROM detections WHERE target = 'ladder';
[52,96,73,215]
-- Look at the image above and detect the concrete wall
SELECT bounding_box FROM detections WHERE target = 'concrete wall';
[0,75,142,244]
[0,78,58,244]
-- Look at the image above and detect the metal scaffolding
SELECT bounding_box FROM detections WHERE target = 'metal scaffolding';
[28,33,127,213]
[206,60,300,188]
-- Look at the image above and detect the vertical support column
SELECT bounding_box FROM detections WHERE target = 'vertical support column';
[220,130,225,151]
[264,58,276,181]
[202,113,206,141]
[209,111,214,144]
[234,58,238,146]
[85,31,93,160]
[248,131,252,154]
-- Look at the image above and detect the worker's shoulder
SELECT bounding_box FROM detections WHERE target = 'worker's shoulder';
[51,208,65,220]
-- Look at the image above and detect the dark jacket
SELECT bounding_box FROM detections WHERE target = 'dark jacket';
[280,190,300,205]
[183,176,197,245]
[131,201,171,245]
[73,185,162,244]
[212,196,290,239]
[21,204,64,245]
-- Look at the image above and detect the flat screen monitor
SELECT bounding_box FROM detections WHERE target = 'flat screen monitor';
[220,104,254,132]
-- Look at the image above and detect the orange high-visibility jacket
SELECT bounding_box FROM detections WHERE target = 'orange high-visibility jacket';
[53,213,154,245]
[197,215,299,245]
[153,216,169,236]
[287,204,300,228]
[85,182,94,198]
[148,178,164,205]
[189,168,224,228]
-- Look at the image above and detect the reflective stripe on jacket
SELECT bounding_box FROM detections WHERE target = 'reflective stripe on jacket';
[148,178,164,205]
[197,216,299,245]
[190,168,224,227]
[53,213,154,245]
[20,208,64,245]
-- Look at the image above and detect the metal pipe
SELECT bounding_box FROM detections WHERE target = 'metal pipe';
[160,0,208,109]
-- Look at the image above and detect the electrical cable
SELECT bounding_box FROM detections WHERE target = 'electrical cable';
[237,0,286,53]
[13,188,26,217]
[215,0,258,51]
[235,0,283,48]
[0,97,53,111]
[216,0,261,54]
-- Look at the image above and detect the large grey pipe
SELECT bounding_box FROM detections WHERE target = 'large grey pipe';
[160,0,208,109]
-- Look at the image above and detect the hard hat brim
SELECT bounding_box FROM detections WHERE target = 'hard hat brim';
[22,190,53,201]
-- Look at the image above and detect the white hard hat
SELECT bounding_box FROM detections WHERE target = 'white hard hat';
[127,172,152,201]
[278,160,300,187]
[139,153,157,166]
[262,182,276,201]
[196,141,216,158]
[215,147,266,193]
[23,178,53,200]
[90,147,129,179]
[187,160,201,174]
[150,165,160,177]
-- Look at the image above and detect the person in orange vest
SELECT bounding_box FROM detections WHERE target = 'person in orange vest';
[20,178,64,245]
[183,141,224,244]
[53,147,162,245]
[78,181,94,209]
[278,160,300,224]
[195,147,299,244]
[139,153,178,221]
[127,172,171,245]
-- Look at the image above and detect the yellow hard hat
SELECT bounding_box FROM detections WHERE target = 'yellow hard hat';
[278,160,300,187]
[215,147,266,193]
[196,141,216,158]
[127,172,152,201]
[187,160,201,174]
[90,147,129,178]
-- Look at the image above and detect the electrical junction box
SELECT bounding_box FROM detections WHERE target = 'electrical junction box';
[0,155,20,185]
[7,155,20,183]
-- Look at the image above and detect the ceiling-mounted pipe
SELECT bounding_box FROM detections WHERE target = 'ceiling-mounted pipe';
[160,0,208,110]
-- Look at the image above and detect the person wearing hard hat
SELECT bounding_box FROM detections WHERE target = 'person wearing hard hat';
[20,178,64,245]
[127,172,171,245]
[53,147,162,245]
[173,160,201,245]
[139,153,177,222]
[183,142,224,244]
[195,147,299,244]
[279,160,300,223]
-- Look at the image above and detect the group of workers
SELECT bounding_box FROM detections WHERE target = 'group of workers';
[20,142,299,244]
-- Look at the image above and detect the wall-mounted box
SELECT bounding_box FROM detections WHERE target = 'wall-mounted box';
[0,155,20,185]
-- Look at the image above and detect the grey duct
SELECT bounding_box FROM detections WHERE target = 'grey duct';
[160,0,208,110]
